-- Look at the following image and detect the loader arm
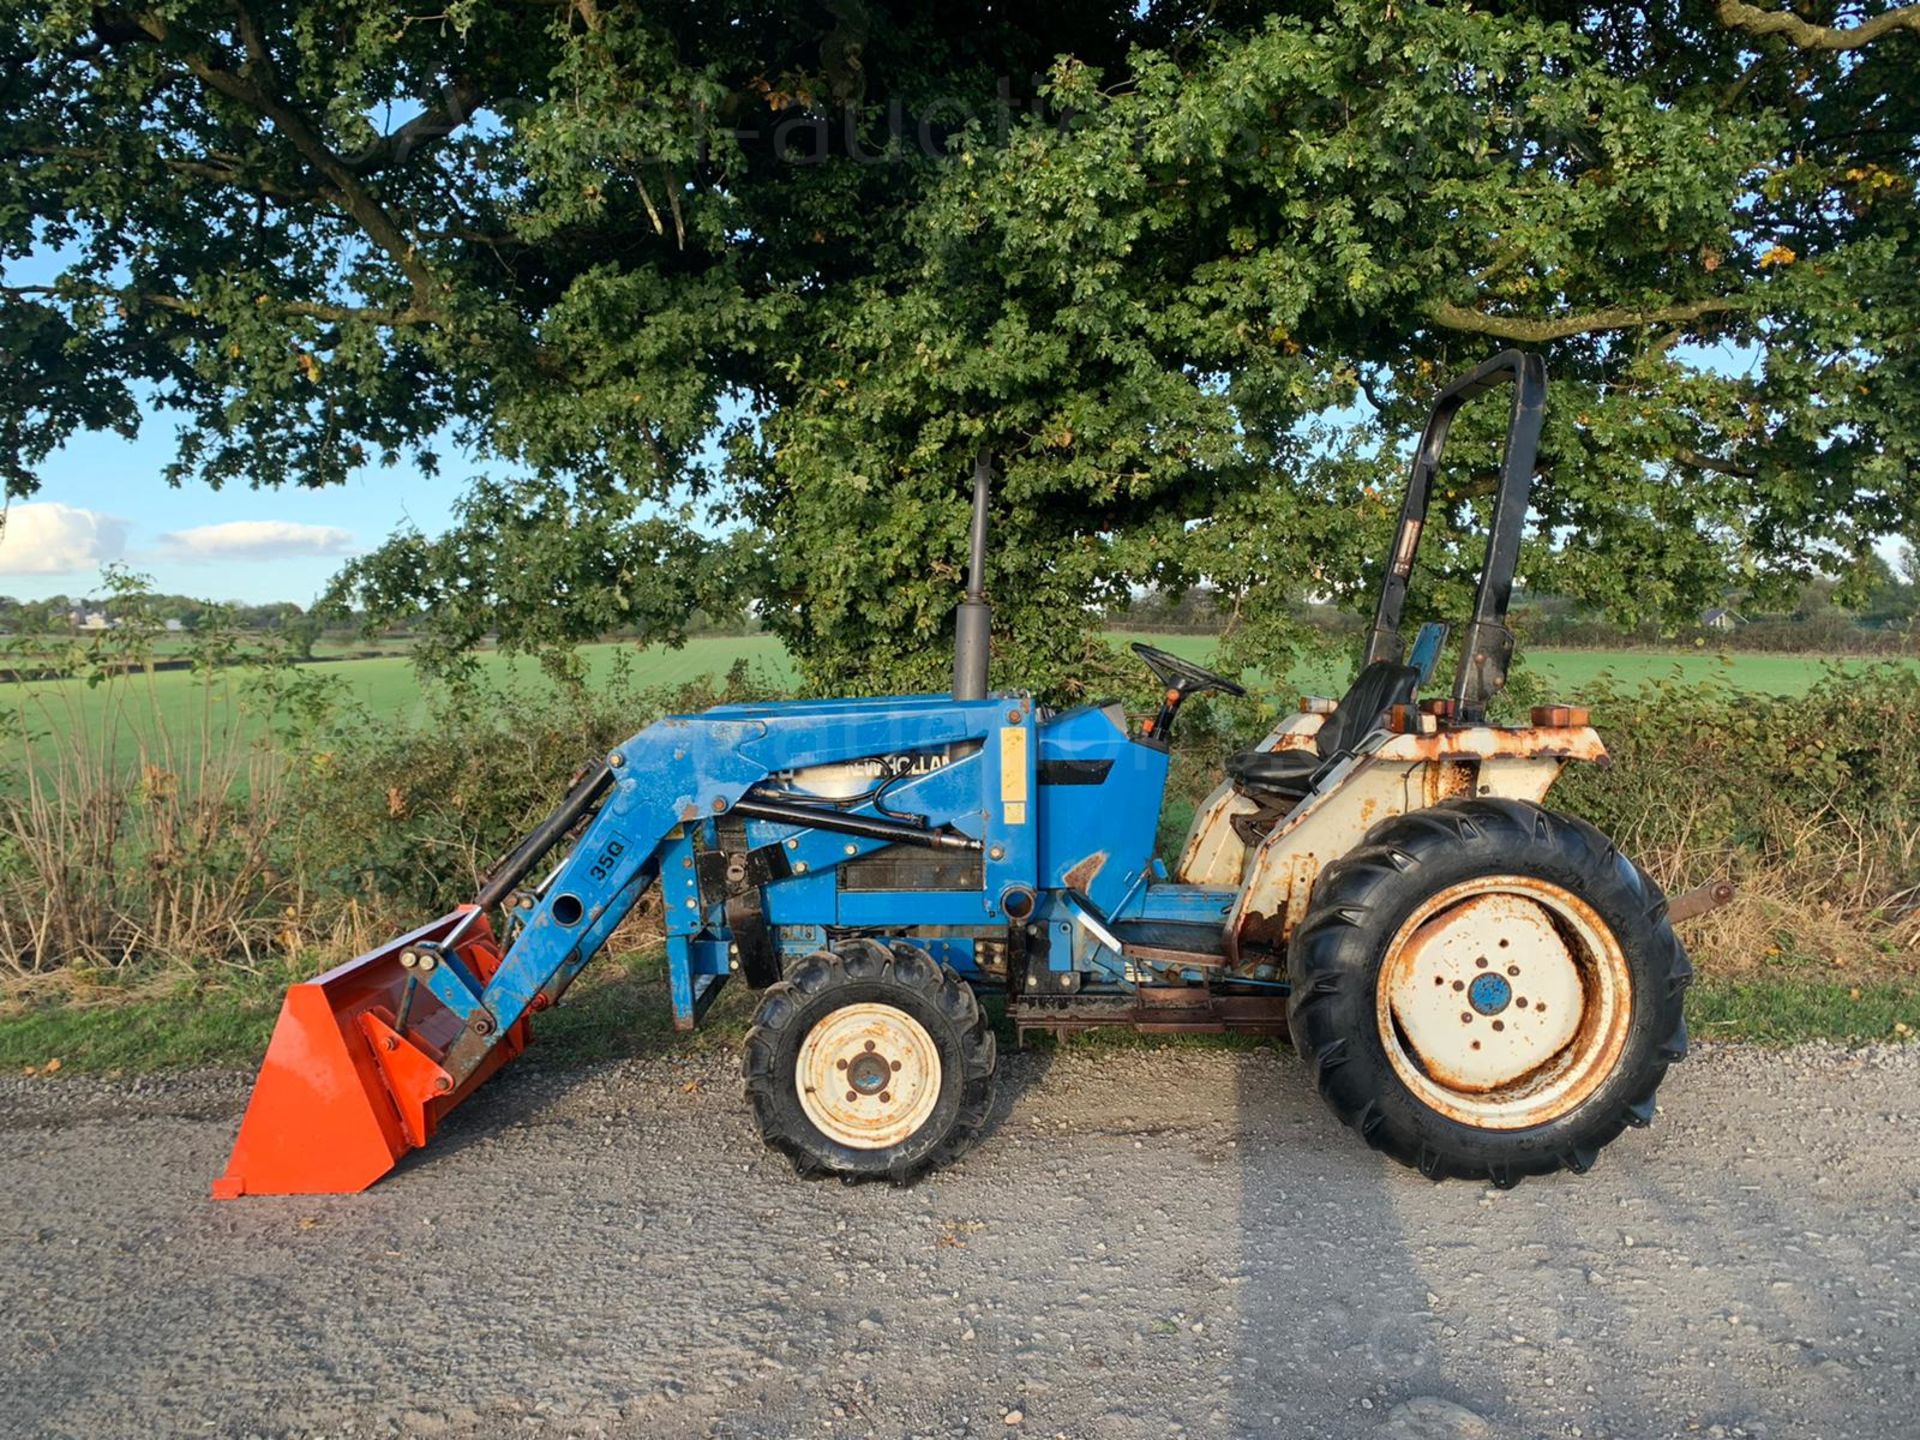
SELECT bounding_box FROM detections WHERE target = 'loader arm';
[215,695,1018,1197]
[423,721,771,1084]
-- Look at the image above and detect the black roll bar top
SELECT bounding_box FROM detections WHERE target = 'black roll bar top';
[1361,349,1547,724]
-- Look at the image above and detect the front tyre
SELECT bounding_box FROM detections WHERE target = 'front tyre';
[1288,799,1691,1187]
[742,939,996,1182]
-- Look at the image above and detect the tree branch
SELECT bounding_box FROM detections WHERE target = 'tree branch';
[22,144,322,204]
[124,7,440,311]
[1426,296,1744,343]
[1675,448,1760,479]
[1715,0,1920,50]
[342,74,487,174]
[2,284,431,327]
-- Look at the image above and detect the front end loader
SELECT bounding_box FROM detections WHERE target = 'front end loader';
[217,350,1722,1198]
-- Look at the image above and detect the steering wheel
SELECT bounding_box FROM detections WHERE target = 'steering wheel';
[1130,643,1245,741]
[1130,642,1247,698]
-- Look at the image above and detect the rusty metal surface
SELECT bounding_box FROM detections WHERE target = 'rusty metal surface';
[1063,851,1109,893]
[1530,704,1592,728]
[794,1003,941,1150]
[1473,756,1566,801]
[1422,758,1480,807]
[1222,724,1605,965]
[1137,994,1289,1035]
[1387,892,1583,1093]
[1008,991,1291,1043]
[1174,711,1327,885]
[1227,761,1409,960]
[1373,723,1609,765]
[1668,878,1737,925]
[1123,943,1228,969]
[1373,876,1633,1130]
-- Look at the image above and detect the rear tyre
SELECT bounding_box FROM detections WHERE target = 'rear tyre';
[742,939,997,1182]
[1288,798,1691,1186]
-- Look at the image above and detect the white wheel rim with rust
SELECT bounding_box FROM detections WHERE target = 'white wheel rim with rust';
[1377,877,1632,1130]
[796,1003,943,1149]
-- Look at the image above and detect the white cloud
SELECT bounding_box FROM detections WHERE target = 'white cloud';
[157,520,356,562]
[0,503,131,576]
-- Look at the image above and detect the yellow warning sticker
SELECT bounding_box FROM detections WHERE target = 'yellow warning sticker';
[999,726,1029,823]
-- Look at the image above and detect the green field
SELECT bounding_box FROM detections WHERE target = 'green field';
[3,632,1912,779]
[1133,634,1909,699]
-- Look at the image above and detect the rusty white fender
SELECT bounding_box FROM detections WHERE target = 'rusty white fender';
[1182,722,1610,970]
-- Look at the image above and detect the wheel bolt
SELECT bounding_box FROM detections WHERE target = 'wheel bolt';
[846,1090,859,1103]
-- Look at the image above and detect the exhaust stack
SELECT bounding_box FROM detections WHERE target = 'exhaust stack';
[952,450,993,701]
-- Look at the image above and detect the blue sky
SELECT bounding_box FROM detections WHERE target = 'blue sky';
[0,424,466,605]
[0,236,472,605]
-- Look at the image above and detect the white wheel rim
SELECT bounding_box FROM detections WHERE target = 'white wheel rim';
[1377,877,1632,1130]
[795,1003,943,1150]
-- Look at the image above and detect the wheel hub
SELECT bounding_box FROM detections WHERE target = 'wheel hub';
[795,1003,942,1150]
[1467,972,1513,1016]
[846,1050,892,1095]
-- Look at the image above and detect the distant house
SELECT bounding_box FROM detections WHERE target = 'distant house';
[1701,607,1744,632]
[163,618,186,633]
[69,609,112,631]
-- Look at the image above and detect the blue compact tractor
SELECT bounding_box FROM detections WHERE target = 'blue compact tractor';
[216,352,1725,1201]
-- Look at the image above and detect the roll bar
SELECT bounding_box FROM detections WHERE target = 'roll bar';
[1362,350,1547,723]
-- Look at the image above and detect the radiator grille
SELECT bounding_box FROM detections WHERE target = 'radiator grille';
[838,843,984,892]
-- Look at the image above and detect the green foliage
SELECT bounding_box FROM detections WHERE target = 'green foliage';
[5,2,1920,692]
[282,656,783,913]
[1556,664,1920,861]
[0,945,760,1071]
[0,577,308,975]
[1686,978,1919,1046]
[3,599,1917,1051]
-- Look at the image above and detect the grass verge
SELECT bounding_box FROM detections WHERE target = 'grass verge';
[1686,976,1919,1045]
[3,967,1912,1077]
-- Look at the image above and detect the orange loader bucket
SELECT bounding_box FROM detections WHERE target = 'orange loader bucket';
[213,908,528,1199]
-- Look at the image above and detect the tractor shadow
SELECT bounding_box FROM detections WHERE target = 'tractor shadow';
[1222,1044,1500,1437]
[1222,1047,1884,1440]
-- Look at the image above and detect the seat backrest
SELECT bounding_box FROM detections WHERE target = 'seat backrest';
[1314,661,1421,760]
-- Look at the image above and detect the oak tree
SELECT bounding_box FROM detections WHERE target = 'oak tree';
[5,1,1917,690]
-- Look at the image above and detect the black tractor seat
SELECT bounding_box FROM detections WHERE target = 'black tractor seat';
[1226,660,1422,806]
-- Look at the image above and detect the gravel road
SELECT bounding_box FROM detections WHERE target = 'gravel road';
[3,1039,1916,1440]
